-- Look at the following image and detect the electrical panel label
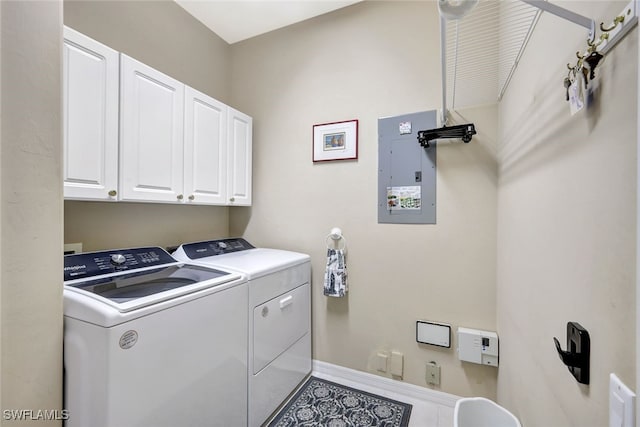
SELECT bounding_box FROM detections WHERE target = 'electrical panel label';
[386,186,421,210]
[399,121,412,135]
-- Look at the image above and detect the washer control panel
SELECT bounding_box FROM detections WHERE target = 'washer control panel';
[180,238,255,260]
[64,247,176,282]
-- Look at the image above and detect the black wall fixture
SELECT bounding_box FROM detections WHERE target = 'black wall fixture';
[417,123,476,148]
[553,322,590,385]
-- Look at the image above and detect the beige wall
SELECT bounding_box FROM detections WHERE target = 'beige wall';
[4,1,631,425]
[497,2,636,426]
[1,1,63,425]
[230,1,499,398]
[64,0,231,103]
[63,0,232,252]
[65,201,228,252]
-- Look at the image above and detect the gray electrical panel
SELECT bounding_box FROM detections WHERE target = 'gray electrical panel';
[378,110,437,224]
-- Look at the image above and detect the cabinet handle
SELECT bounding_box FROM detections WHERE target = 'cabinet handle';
[177,194,184,200]
[279,295,293,309]
[188,195,195,201]
[108,190,117,197]
[229,197,235,203]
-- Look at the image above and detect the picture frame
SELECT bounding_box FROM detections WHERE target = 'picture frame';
[312,119,358,162]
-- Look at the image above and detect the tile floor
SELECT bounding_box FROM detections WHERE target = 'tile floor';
[312,371,454,427]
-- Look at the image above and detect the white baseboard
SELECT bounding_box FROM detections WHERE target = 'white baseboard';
[312,360,460,408]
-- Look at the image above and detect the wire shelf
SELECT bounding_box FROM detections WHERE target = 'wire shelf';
[444,0,541,110]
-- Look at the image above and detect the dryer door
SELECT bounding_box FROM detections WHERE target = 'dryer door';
[253,283,310,374]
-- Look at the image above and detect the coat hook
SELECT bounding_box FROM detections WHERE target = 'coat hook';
[553,322,590,385]
[587,32,608,53]
[566,66,574,80]
[600,15,625,32]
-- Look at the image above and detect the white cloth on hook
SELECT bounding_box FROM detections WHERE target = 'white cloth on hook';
[323,248,347,297]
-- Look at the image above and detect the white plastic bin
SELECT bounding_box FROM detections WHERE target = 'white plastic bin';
[454,397,522,427]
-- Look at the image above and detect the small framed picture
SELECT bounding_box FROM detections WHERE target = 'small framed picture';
[312,119,358,162]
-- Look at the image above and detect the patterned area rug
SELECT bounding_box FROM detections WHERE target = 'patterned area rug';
[267,376,412,427]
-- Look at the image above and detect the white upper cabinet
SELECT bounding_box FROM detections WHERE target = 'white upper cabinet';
[184,87,228,205]
[119,54,185,203]
[63,28,252,206]
[227,108,252,206]
[63,27,119,201]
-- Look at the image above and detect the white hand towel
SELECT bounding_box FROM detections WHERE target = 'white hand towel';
[324,248,347,297]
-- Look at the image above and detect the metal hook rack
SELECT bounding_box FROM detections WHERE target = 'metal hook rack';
[563,1,637,101]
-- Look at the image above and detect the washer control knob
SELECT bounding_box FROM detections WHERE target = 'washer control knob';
[217,242,228,250]
[110,254,126,265]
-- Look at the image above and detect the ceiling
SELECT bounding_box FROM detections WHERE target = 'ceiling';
[174,0,362,44]
[174,0,542,111]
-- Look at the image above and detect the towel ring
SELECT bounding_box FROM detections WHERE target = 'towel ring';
[325,234,346,250]
[325,227,347,251]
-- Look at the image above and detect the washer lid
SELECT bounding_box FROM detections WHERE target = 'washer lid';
[65,264,241,313]
[174,243,310,279]
[68,263,223,299]
[64,246,242,312]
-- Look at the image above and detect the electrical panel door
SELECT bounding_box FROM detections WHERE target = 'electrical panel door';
[378,110,437,224]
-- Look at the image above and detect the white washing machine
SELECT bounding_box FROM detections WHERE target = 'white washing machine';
[173,238,311,427]
[63,246,248,427]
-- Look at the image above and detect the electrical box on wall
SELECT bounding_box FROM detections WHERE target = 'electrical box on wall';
[378,110,437,224]
[457,327,499,367]
[416,321,451,348]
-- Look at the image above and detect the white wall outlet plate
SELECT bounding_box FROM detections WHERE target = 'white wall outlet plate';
[426,362,441,386]
[609,373,635,427]
[375,352,388,373]
[390,351,403,378]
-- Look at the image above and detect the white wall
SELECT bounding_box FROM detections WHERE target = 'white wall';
[230,1,500,398]
[497,2,636,426]
[1,1,63,424]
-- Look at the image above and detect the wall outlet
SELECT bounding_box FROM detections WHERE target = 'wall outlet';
[426,361,441,386]
[390,351,404,378]
[375,352,389,373]
[609,373,635,427]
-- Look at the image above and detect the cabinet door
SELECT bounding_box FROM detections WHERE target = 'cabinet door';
[227,108,252,206]
[184,87,227,205]
[63,27,119,201]
[120,54,185,203]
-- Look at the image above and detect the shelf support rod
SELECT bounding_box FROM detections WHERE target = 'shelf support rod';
[519,0,596,41]
[440,15,448,125]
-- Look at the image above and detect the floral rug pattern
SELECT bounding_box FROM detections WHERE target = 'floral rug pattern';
[267,377,412,427]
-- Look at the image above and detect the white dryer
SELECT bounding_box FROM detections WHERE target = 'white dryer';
[173,238,312,427]
[63,247,248,427]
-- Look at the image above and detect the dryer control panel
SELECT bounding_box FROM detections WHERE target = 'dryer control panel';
[64,247,176,281]
[180,238,255,260]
